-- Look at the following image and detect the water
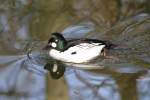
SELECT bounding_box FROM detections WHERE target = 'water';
[0,0,150,100]
[0,15,150,100]
[63,14,150,100]
[0,41,47,99]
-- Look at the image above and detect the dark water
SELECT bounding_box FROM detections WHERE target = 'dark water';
[0,0,150,100]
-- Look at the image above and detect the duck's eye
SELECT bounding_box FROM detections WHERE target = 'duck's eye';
[51,42,57,48]
[55,39,58,42]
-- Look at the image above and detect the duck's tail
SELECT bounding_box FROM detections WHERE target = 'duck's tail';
[104,41,118,50]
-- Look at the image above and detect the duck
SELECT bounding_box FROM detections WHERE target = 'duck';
[43,32,116,64]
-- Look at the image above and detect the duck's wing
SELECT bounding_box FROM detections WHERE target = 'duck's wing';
[64,38,116,51]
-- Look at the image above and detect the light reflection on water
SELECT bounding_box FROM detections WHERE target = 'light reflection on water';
[65,69,121,100]
[0,39,48,99]
[65,68,150,100]
[0,54,46,99]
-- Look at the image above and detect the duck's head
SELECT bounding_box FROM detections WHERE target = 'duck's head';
[43,32,67,51]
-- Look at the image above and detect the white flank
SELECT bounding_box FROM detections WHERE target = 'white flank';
[49,43,105,63]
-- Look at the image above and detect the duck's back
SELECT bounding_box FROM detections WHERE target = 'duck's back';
[64,38,115,51]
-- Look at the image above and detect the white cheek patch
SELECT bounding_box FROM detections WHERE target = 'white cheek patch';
[51,42,57,48]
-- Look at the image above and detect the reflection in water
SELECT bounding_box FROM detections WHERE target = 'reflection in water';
[0,54,46,99]
[0,21,48,99]
[65,69,121,100]
[62,22,95,39]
